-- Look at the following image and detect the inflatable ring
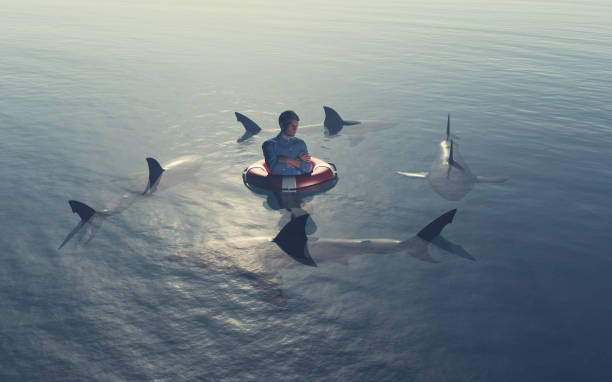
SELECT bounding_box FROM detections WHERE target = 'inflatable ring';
[243,157,338,193]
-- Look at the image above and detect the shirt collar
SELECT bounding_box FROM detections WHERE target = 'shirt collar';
[276,133,296,142]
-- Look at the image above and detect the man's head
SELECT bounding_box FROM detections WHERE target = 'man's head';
[278,110,300,137]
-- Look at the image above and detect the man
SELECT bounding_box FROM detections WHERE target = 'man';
[262,110,313,175]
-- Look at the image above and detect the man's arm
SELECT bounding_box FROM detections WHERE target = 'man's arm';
[262,140,278,170]
[277,156,302,169]
[298,141,313,173]
[263,141,301,173]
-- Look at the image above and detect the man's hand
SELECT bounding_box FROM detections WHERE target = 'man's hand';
[278,154,310,169]
[298,152,311,162]
[285,158,301,168]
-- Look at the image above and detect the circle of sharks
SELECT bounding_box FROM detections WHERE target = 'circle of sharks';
[60,106,507,308]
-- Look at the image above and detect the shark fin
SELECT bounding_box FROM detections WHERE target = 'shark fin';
[58,220,85,250]
[235,112,262,135]
[431,235,476,261]
[68,200,96,221]
[475,176,508,183]
[448,140,464,171]
[60,200,101,250]
[398,210,457,262]
[446,113,450,141]
[397,171,428,179]
[273,214,317,267]
[323,106,360,135]
[143,157,165,194]
[445,120,463,175]
[416,209,457,242]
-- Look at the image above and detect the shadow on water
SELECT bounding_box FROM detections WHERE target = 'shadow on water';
[431,235,476,261]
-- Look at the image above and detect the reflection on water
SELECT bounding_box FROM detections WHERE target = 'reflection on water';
[2,0,612,380]
[172,209,463,308]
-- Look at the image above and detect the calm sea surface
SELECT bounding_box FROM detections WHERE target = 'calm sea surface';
[2,1,612,380]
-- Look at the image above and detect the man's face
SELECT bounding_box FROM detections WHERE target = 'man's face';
[283,120,299,137]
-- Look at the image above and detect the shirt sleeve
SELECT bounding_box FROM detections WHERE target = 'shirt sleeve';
[262,140,277,170]
[299,141,313,173]
[263,140,286,174]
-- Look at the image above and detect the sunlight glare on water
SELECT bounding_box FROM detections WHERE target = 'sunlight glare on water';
[1,0,612,380]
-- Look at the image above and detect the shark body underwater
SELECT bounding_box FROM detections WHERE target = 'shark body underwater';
[397,115,507,201]
[170,209,458,308]
[59,155,205,249]
[235,106,397,144]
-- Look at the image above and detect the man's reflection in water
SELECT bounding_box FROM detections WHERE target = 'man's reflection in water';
[264,191,318,234]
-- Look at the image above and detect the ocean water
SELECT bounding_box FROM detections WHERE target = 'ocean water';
[2,0,612,380]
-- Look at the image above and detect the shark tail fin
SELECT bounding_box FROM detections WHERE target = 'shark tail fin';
[143,157,165,194]
[399,209,457,263]
[323,106,360,135]
[446,113,450,141]
[273,214,317,267]
[235,112,262,135]
[416,209,457,242]
[68,200,96,221]
[448,140,464,171]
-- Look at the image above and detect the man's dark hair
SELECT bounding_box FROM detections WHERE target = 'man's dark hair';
[278,110,300,130]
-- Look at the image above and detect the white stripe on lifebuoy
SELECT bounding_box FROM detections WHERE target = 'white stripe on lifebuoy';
[281,176,297,192]
[247,164,267,172]
[312,162,337,176]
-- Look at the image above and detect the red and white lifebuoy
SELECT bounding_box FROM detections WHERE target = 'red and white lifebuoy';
[243,157,337,193]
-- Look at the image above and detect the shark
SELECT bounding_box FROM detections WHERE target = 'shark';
[59,155,206,249]
[235,106,397,145]
[169,209,459,308]
[397,115,507,201]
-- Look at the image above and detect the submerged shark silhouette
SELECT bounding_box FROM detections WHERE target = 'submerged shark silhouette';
[169,209,458,308]
[397,115,507,201]
[59,155,205,249]
[235,106,397,145]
